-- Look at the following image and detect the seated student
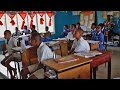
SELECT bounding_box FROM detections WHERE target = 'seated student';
[13,27,22,36]
[22,25,31,35]
[76,22,81,29]
[21,33,54,79]
[31,25,38,34]
[59,25,70,38]
[91,23,97,39]
[92,25,105,51]
[66,24,76,40]
[1,30,21,79]
[68,29,90,54]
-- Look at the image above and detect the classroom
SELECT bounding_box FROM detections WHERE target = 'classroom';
[0,11,120,79]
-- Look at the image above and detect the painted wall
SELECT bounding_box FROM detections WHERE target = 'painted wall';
[51,11,80,39]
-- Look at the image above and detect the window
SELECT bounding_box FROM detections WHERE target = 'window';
[0,11,55,37]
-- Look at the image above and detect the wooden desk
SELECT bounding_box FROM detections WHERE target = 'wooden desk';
[42,54,92,79]
[90,51,111,79]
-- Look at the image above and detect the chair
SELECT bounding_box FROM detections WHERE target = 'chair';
[21,46,38,68]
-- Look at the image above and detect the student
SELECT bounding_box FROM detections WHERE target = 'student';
[76,22,81,29]
[31,25,38,34]
[23,25,31,35]
[1,30,20,79]
[21,33,54,79]
[91,23,97,40]
[44,26,51,38]
[66,24,76,40]
[60,25,70,38]
[68,29,90,54]
[13,27,21,36]
[93,25,105,51]
[99,23,107,34]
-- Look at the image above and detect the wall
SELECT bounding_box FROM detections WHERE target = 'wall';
[51,11,80,39]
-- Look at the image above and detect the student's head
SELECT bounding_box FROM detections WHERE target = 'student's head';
[30,33,41,46]
[96,25,102,33]
[31,25,35,30]
[70,24,76,32]
[15,27,18,32]
[74,29,84,40]
[4,30,12,40]
[24,25,27,30]
[91,23,96,30]
[76,22,80,29]
[45,26,49,31]
[64,25,68,30]
[98,23,104,29]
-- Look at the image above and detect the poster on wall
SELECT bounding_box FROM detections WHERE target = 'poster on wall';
[80,11,95,30]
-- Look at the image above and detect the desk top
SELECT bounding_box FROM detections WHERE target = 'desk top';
[42,54,92,72]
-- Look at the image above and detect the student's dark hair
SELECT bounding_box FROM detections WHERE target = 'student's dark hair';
[31,32,41,41]
[98,23,104,28]
[46,26,49,29]
[77,22,80,25]
[24,25,27,28]
[92,23,96,26]
[72,24,76,28]
[32,25,35,29]
[4,30,11,35]
[64,25,68,29]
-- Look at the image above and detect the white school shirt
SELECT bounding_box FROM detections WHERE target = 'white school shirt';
[71,37,90,53]
[37,42,54,62]
[5,37,14,54]
[66,32,75,40]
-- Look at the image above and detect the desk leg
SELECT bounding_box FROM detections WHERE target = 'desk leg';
[108,60,111,79]
[93,67,96,79]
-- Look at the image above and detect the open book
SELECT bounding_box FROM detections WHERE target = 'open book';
[74,51,102,58]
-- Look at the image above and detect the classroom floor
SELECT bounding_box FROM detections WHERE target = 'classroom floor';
[0,46,120,79]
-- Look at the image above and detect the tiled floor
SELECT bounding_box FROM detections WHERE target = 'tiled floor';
[0,46,120,79]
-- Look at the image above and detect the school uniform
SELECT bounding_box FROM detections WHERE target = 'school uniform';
[5,37,21,60]
[23,29,31,35]
[71,37,90,53]
[66,32,75,40]
[13,31,22,36]
[5,37,14,54]
[28,42,54,79]
[93,31,105,51]
[59,29,70,38]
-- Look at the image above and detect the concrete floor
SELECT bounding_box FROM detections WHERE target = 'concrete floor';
[0,46,120,79]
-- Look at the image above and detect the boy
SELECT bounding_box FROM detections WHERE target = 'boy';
[66,24,76,40]
[60,25,70,38]
[93,25,105,51]
[68,29,90,54]
[21,33,54,79]
[76,22,81,29]
[31,25,38,34]
[1,30,20,79]
[91,23,97,40]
